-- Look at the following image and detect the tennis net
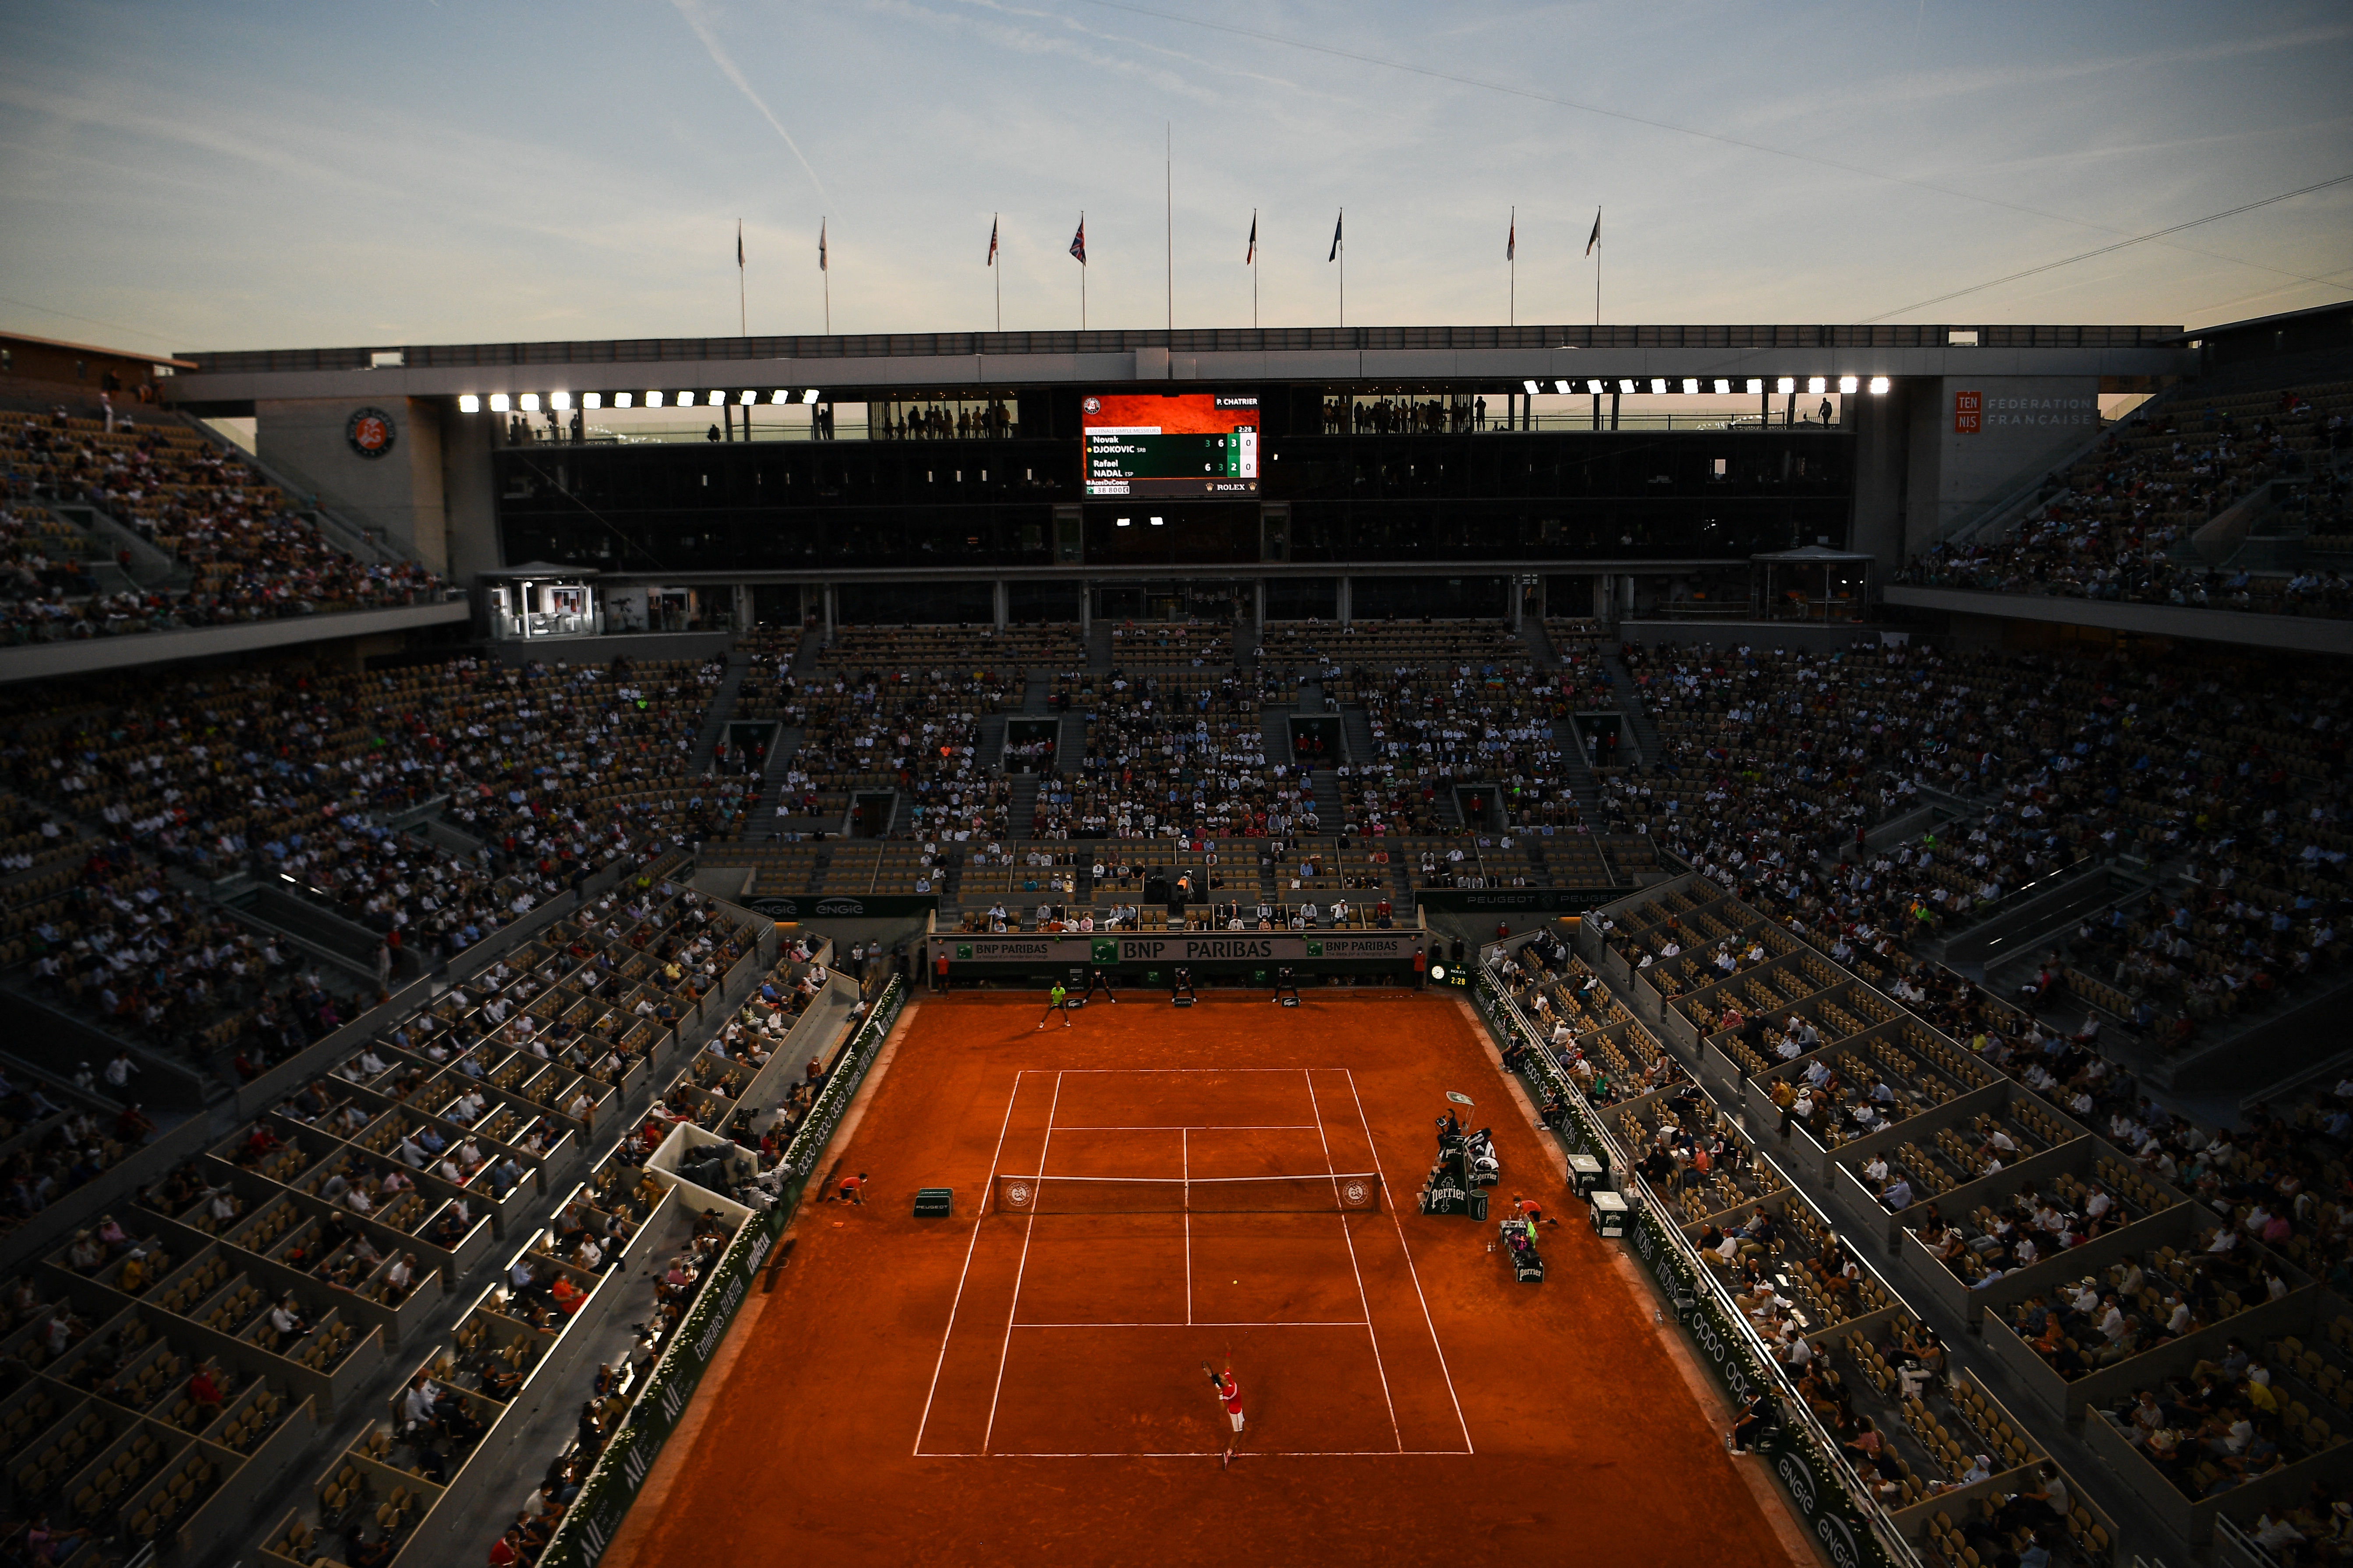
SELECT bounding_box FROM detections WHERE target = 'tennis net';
[991,1171,1383,1215]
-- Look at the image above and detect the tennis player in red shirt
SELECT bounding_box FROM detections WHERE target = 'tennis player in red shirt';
[1204,1359,1244,1467]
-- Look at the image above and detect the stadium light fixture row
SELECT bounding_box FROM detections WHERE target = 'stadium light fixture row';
[453,376,1895,417]
[1502,375,1893,399]
[455,388,828,414]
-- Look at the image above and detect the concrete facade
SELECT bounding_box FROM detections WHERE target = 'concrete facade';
[1847,378,1914,575]
[1904,375,2102,554]
[1886,584,2353,655]
[0,599,470,685]
[255,396,453,571]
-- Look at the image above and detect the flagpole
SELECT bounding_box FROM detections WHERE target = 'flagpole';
[1081,211,1086,331]
[1508,206,1514,329]
[994,213,1001,333]
[738,219,746,337]
[1338,207,1345,329]
[1165,123,1173,335]
[821,218,831,335]
[1252,208,1259,330]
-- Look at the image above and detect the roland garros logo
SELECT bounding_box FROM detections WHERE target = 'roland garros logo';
[1003,1181,1035,1209]
[347,406,396,460]
[1341,1179,1372,1207]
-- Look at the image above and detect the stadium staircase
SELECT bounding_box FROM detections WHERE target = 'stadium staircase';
[1339,704,1377,767]
[171,412,420,570]
[1519,618,1557,666]
[1599,651,1663,766]
[743,726,804,826]
[1006,774,1041,837]
[973,710,1010,772]
[1256,698,1294,768]
[689,651,753,769]
[47,501,188,592]
[1551,719,1610,823]
[1307,766,1339,829]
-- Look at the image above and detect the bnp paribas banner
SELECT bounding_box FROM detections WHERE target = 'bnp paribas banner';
[947,932,1423,965]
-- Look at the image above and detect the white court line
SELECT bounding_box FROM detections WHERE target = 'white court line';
[1009,1320,1371,1329]
[1303,1068,1400,1451]
[1344,1068,1476,1455]
[903,1457,1468,1467]
[1049,1067,1320,1073]
[1181,1127,1191,1326]
[981,1070,1062,1455]
[911,1069,1027,1457]
[1051,1123,1320,1131]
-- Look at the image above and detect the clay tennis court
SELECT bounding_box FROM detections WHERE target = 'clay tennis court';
[605,992,1802,1568]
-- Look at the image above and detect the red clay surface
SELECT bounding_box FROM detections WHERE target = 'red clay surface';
[606,992,1799,1568]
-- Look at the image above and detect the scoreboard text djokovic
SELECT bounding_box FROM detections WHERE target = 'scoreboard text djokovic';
[1081,393,1260,498]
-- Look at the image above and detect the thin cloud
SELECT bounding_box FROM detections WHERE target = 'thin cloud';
[671,0,829,203]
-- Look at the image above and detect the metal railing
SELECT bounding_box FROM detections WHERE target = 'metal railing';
[1476,951,1921,1568]
[538,975,906,1568]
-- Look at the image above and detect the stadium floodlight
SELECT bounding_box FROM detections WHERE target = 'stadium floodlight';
[1682,379,1700,395]
[519,393,541,413]
[738,389,757,405]
[550,391,572,411]
[1522,379,1540,395]
[1150,516,1164,526]
[1868,376,1890,395]
[706,389,726,407]
[614,392,633,408]
[1555,380,1571,395]
[771,391,792,404]
[582,392,602,410]
[488,392,511,413]
[1116,516,1132,527]
[457,394,480,414]
[802,389,821,404]
[1713,379,1731,395]
[1837,376,1858,395]
[1650,378,1668,395]
[1807,377,1827,396]
[1776,377,1795,395]
[1621,379,1641,395]
[1744,379,1762,394]
[645,391,664,407]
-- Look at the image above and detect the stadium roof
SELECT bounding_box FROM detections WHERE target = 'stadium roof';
[180,321,2178,377]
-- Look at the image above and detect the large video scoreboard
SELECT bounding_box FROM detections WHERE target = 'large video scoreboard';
[1081,392,1259,498]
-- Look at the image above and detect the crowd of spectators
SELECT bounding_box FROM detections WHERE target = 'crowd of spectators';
[0,1060,158,1239]
[1,407,446,641]
[1897,385,2351,618]
[0,652,736,975]
[1603,637,2351,1057]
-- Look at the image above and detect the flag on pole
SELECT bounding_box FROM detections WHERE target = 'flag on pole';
[1328,210,1343,261]
[1507,212,1515,261]
[1245,213,1256,265]
[1069,217,1086,265]
[737,220,744,269]
[1585,208,1601,255]
[987,216,998,266]
[818,219,828,272]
